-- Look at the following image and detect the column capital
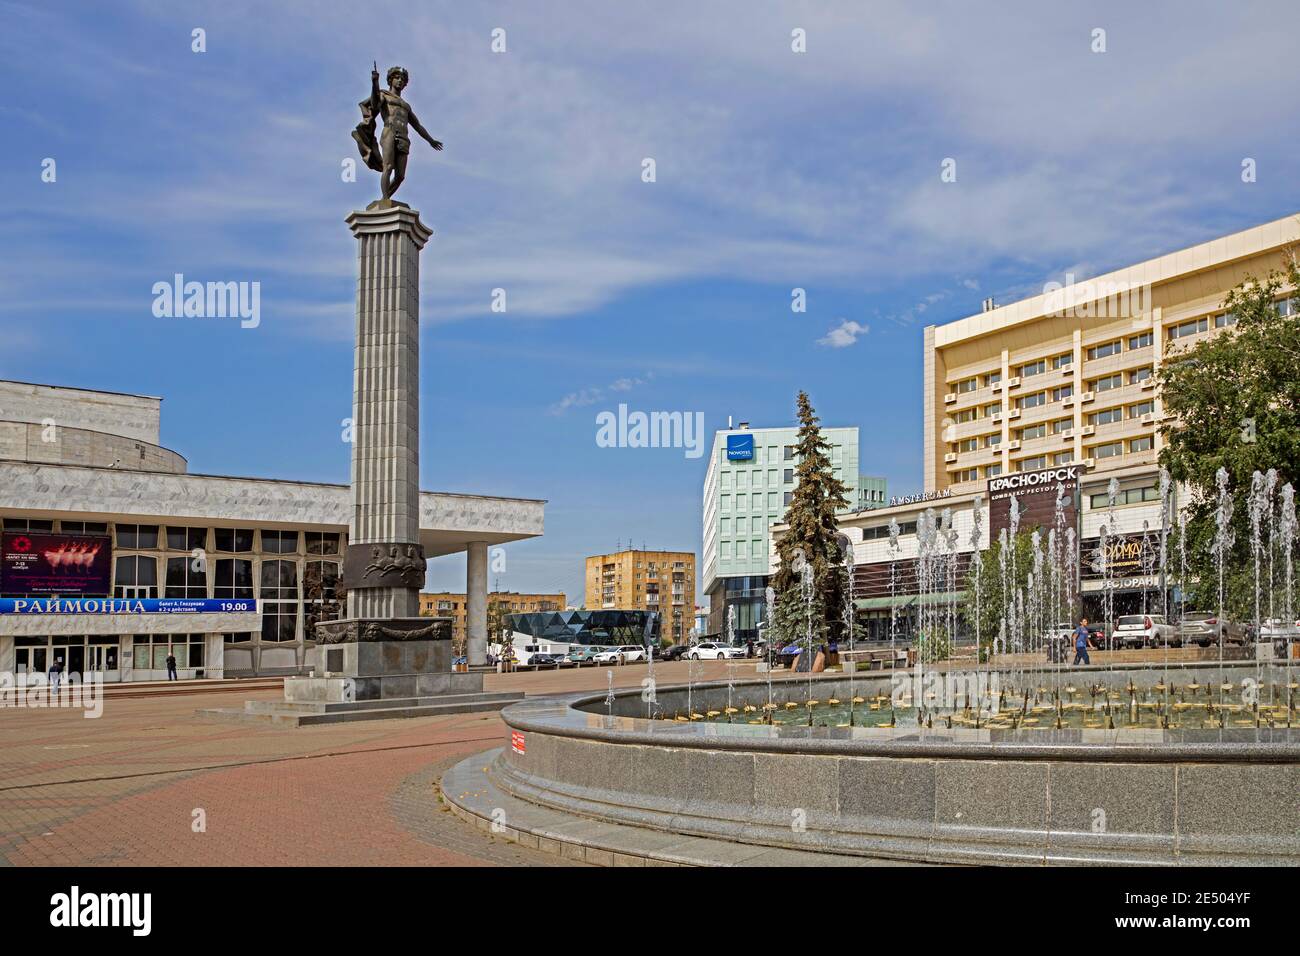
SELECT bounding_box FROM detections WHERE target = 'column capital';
[346,204,434,248]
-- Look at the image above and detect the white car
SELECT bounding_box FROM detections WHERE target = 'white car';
[688,642,746,660]
[1114,614,1177,649]
[593,645,648,664]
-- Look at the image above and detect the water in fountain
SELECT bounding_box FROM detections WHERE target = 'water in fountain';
[1104,477,1120,646]
[1158,467,1172,624]
[842,537,857,725]
[1280,484,1296,722]
[1248,470,1270,708]
[914,509,938,724]
[644,622,657,719]
[605,668,615,719]
[945,510,959,667]
[1213,467,1235,705]
[799,555,815,723]
[1177,505,1188,626]
[764,584,776,721]
[682,461,1299,735]
[1249,470,1266,659]
[970,497,984,660]
[997,526,1010,659]
[888,517,901,657]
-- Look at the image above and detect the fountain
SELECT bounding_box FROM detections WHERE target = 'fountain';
[445,465,1300,866]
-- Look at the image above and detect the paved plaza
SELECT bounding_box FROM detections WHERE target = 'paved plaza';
[0,660,753,866]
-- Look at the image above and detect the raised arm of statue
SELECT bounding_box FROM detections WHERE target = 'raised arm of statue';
[369,61,381,113]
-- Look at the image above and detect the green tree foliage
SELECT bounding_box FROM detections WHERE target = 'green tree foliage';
[1158,254,1300,621]
[770,391,851,649]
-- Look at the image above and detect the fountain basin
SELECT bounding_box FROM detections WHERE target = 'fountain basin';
[487,663,1300,865]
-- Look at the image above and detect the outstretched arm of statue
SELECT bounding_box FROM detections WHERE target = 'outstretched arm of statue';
[409,112,443,151]
[369,62,381,112]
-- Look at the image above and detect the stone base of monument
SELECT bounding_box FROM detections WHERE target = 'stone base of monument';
[198,627,523,727]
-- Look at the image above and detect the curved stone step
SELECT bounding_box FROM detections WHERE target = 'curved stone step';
[441,748,918,867]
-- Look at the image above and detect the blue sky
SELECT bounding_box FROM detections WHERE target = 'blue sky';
[3,0,1300,603]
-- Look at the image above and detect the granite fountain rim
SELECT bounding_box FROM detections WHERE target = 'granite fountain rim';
[503,661,1300,763]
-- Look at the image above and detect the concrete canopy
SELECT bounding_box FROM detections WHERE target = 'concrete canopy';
[0,461,544,556]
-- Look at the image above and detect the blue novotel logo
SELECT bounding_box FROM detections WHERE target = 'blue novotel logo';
[726,433,754,460]
[0,598,257,615]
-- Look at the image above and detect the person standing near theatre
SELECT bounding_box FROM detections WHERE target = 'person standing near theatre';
[1073,618,1092,666]
[166,652,178,681]
[48,657,63,695]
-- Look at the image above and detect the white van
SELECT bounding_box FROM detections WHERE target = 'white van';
[500,633,571,665]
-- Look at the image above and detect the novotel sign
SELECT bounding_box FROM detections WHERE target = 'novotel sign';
[726,433,754,461]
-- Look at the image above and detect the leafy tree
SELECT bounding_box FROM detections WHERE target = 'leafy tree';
[486,598,509,652]
[770,392,851,656]
[1158,254,1300,622]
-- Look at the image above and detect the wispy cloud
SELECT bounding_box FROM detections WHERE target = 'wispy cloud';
[549,373,655,415]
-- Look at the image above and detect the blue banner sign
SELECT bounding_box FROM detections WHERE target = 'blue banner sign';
[0,598,258,615]
[726,433,754,460]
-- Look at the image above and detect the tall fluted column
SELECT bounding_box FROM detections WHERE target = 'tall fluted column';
[341,204,432,620]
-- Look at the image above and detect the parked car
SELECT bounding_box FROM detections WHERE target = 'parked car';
[1085,622,1114,650]
[1177,612,1247,647]
[659,643,691,662]
[528,653,567,667]
[1114,614,1177,649]
[689,641,746,661]
[593,644,648,664]
[566,645,605,663]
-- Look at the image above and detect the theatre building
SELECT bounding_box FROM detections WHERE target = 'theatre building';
[0,380,544,681]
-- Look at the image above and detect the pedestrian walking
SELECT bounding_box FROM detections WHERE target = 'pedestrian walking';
[1073,618,1092,666]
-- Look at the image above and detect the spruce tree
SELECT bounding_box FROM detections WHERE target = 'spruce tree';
[770,392,851,660]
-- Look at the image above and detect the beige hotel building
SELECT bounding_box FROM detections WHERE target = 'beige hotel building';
[771,211,1300,635]
[924,212,1300,494]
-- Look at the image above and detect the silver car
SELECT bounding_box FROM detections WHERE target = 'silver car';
[1177,612,1246,647]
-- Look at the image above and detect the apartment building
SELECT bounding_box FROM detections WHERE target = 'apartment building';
[583,548,695,643]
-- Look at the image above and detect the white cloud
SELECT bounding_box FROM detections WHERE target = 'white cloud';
[818,320,869,348]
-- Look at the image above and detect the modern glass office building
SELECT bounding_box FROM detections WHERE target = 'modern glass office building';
[504,609,660,646]
[701,422,885,642]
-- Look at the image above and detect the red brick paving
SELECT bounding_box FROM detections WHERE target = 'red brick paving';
[0,660,783,866]
[0,688,566,866]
